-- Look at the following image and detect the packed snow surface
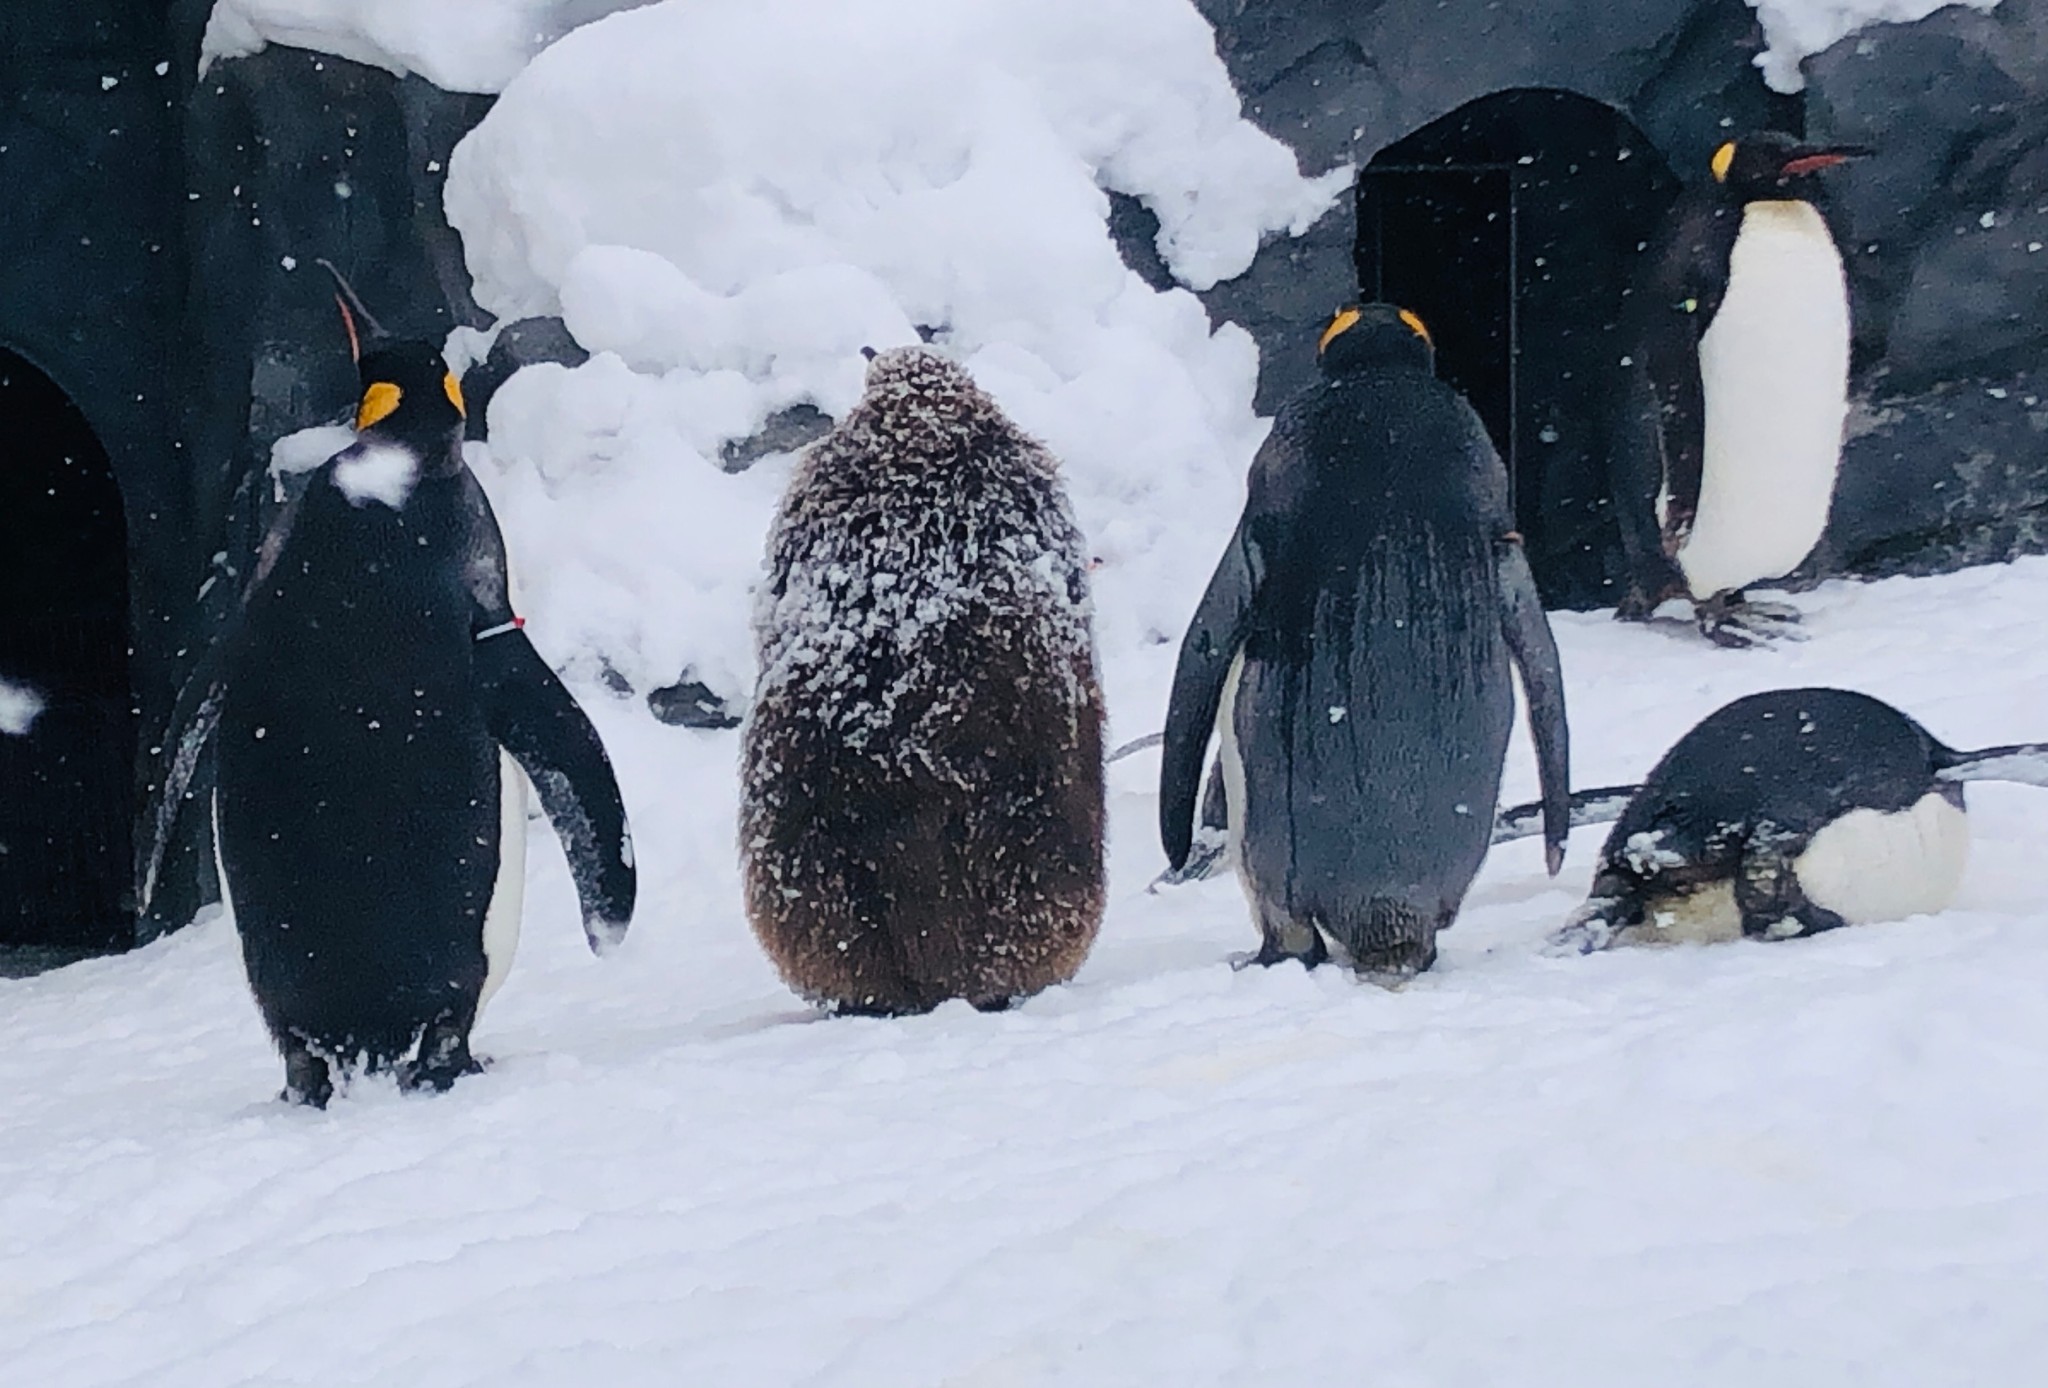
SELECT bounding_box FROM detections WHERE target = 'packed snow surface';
[7,561,2048,1385]
[1748,0,2001,90]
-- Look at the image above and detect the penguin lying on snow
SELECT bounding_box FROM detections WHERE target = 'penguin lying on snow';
[1160,304,1570,978]
[140,269,636,1106]
[741,345,1105,1016]
[1525,687,2048,952]
[1613,133,1869,646]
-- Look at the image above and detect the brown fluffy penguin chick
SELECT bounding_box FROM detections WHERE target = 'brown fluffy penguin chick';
[740,346,1106,1016]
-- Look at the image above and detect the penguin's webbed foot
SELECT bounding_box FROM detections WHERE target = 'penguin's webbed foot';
[398,1011,485,1094]
[280,1040,333,1109]
[1229,925,1330,972]
[1696,592,1806,648]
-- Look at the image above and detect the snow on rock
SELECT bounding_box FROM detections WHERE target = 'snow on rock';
[1748,0,2001,91]
[0,679,44,736]
[452,0,1338,713]
[198,0,656,92]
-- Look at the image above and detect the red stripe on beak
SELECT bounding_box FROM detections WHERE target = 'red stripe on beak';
[1781,153,1850,176]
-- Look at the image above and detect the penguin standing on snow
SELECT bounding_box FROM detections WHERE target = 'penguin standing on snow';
[1548,687,2048,951]
[1612,133,1869,645]
[140,269,636,1106]
[1160,305,1571,977]
[741,345,1105,1016]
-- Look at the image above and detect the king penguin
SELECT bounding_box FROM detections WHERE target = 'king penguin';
[1612,133,1869,645]
[1160,305,1571,977]
[1546,687,2048,951]
[139,268,637,1106]
[740,346,1105,1016]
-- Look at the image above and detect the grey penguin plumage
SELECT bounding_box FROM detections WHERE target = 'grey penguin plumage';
[1611,134,1869,645]
[138,272,636,1106]
[740,345,1105,1016]
[1160,304,1571,977]
[1542,687,2048,952]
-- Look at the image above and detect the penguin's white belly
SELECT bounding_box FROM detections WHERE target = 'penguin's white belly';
[1217,650,1248,882]
[1678,200,1850,599]
[479,751,528,1013]
[1794,792,1969,925]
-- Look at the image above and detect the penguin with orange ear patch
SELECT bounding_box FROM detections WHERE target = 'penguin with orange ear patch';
[1612,133,1869,645]
[1161,304,1570,977]
[139,264,635,1106]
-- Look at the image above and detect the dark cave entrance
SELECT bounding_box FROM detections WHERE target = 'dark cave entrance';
[1357,89,1682,608]
[0,349,135,955]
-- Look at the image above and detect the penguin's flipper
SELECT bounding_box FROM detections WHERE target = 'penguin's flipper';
[137,491,308,918]
[1495,537,1571,873]
[1492,785,1641,845]
[1546,868,1643,955]
[1160,522,1258,872]
[1734,822,1847,941]
[1607,362,1687,617]
[1934,741,2048,789]
[135,655,226,918]
[473,628,637,953]
[1648,336,1706,557]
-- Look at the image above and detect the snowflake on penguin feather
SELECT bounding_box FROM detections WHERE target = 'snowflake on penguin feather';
[750,347,1096,777]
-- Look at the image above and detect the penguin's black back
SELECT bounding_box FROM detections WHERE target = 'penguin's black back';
[1600,687,1946,872]
[1235,362,1514,928]
[218,461,498,1063]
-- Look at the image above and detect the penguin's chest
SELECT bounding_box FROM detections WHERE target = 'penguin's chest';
[1679,200,1850,597]
[1791,790,1970,926]
[1619,790,1969,943]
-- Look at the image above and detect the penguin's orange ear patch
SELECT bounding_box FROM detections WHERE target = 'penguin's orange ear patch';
[1318,307,1363,354]
[444,371,465,417]
[1711,141,1737,183]
[1398,309,1433,348]
[357,381,402,431]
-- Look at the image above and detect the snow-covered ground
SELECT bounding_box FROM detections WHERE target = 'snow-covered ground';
[19,1,2031,1381]
[6,558,2048,1386]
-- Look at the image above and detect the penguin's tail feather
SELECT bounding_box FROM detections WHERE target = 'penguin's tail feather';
[1492,785,1640,846]
[1933,743,2048,789]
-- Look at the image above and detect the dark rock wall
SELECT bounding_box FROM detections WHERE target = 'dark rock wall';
[1197,0,1797,413]
[1191,0,2048,596]
[180,48,491,616]
[1,3,187,716]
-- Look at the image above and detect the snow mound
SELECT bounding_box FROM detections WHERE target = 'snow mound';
[1749,0,2001,91]
[449,0,1342,712]
[0,679,44,737]
[198,0,655,92]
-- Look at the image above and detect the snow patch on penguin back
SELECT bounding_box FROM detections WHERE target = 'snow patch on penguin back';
[750,346,1095,773]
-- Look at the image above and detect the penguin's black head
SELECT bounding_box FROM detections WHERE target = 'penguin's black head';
[1316,303,1435,378]
[1710,133,1871,199]
[352,339,467,449]
[321,258,467,453]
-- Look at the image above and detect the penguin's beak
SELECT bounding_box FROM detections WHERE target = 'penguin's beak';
[1780,145,1873,177]
[315,258,391,364]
